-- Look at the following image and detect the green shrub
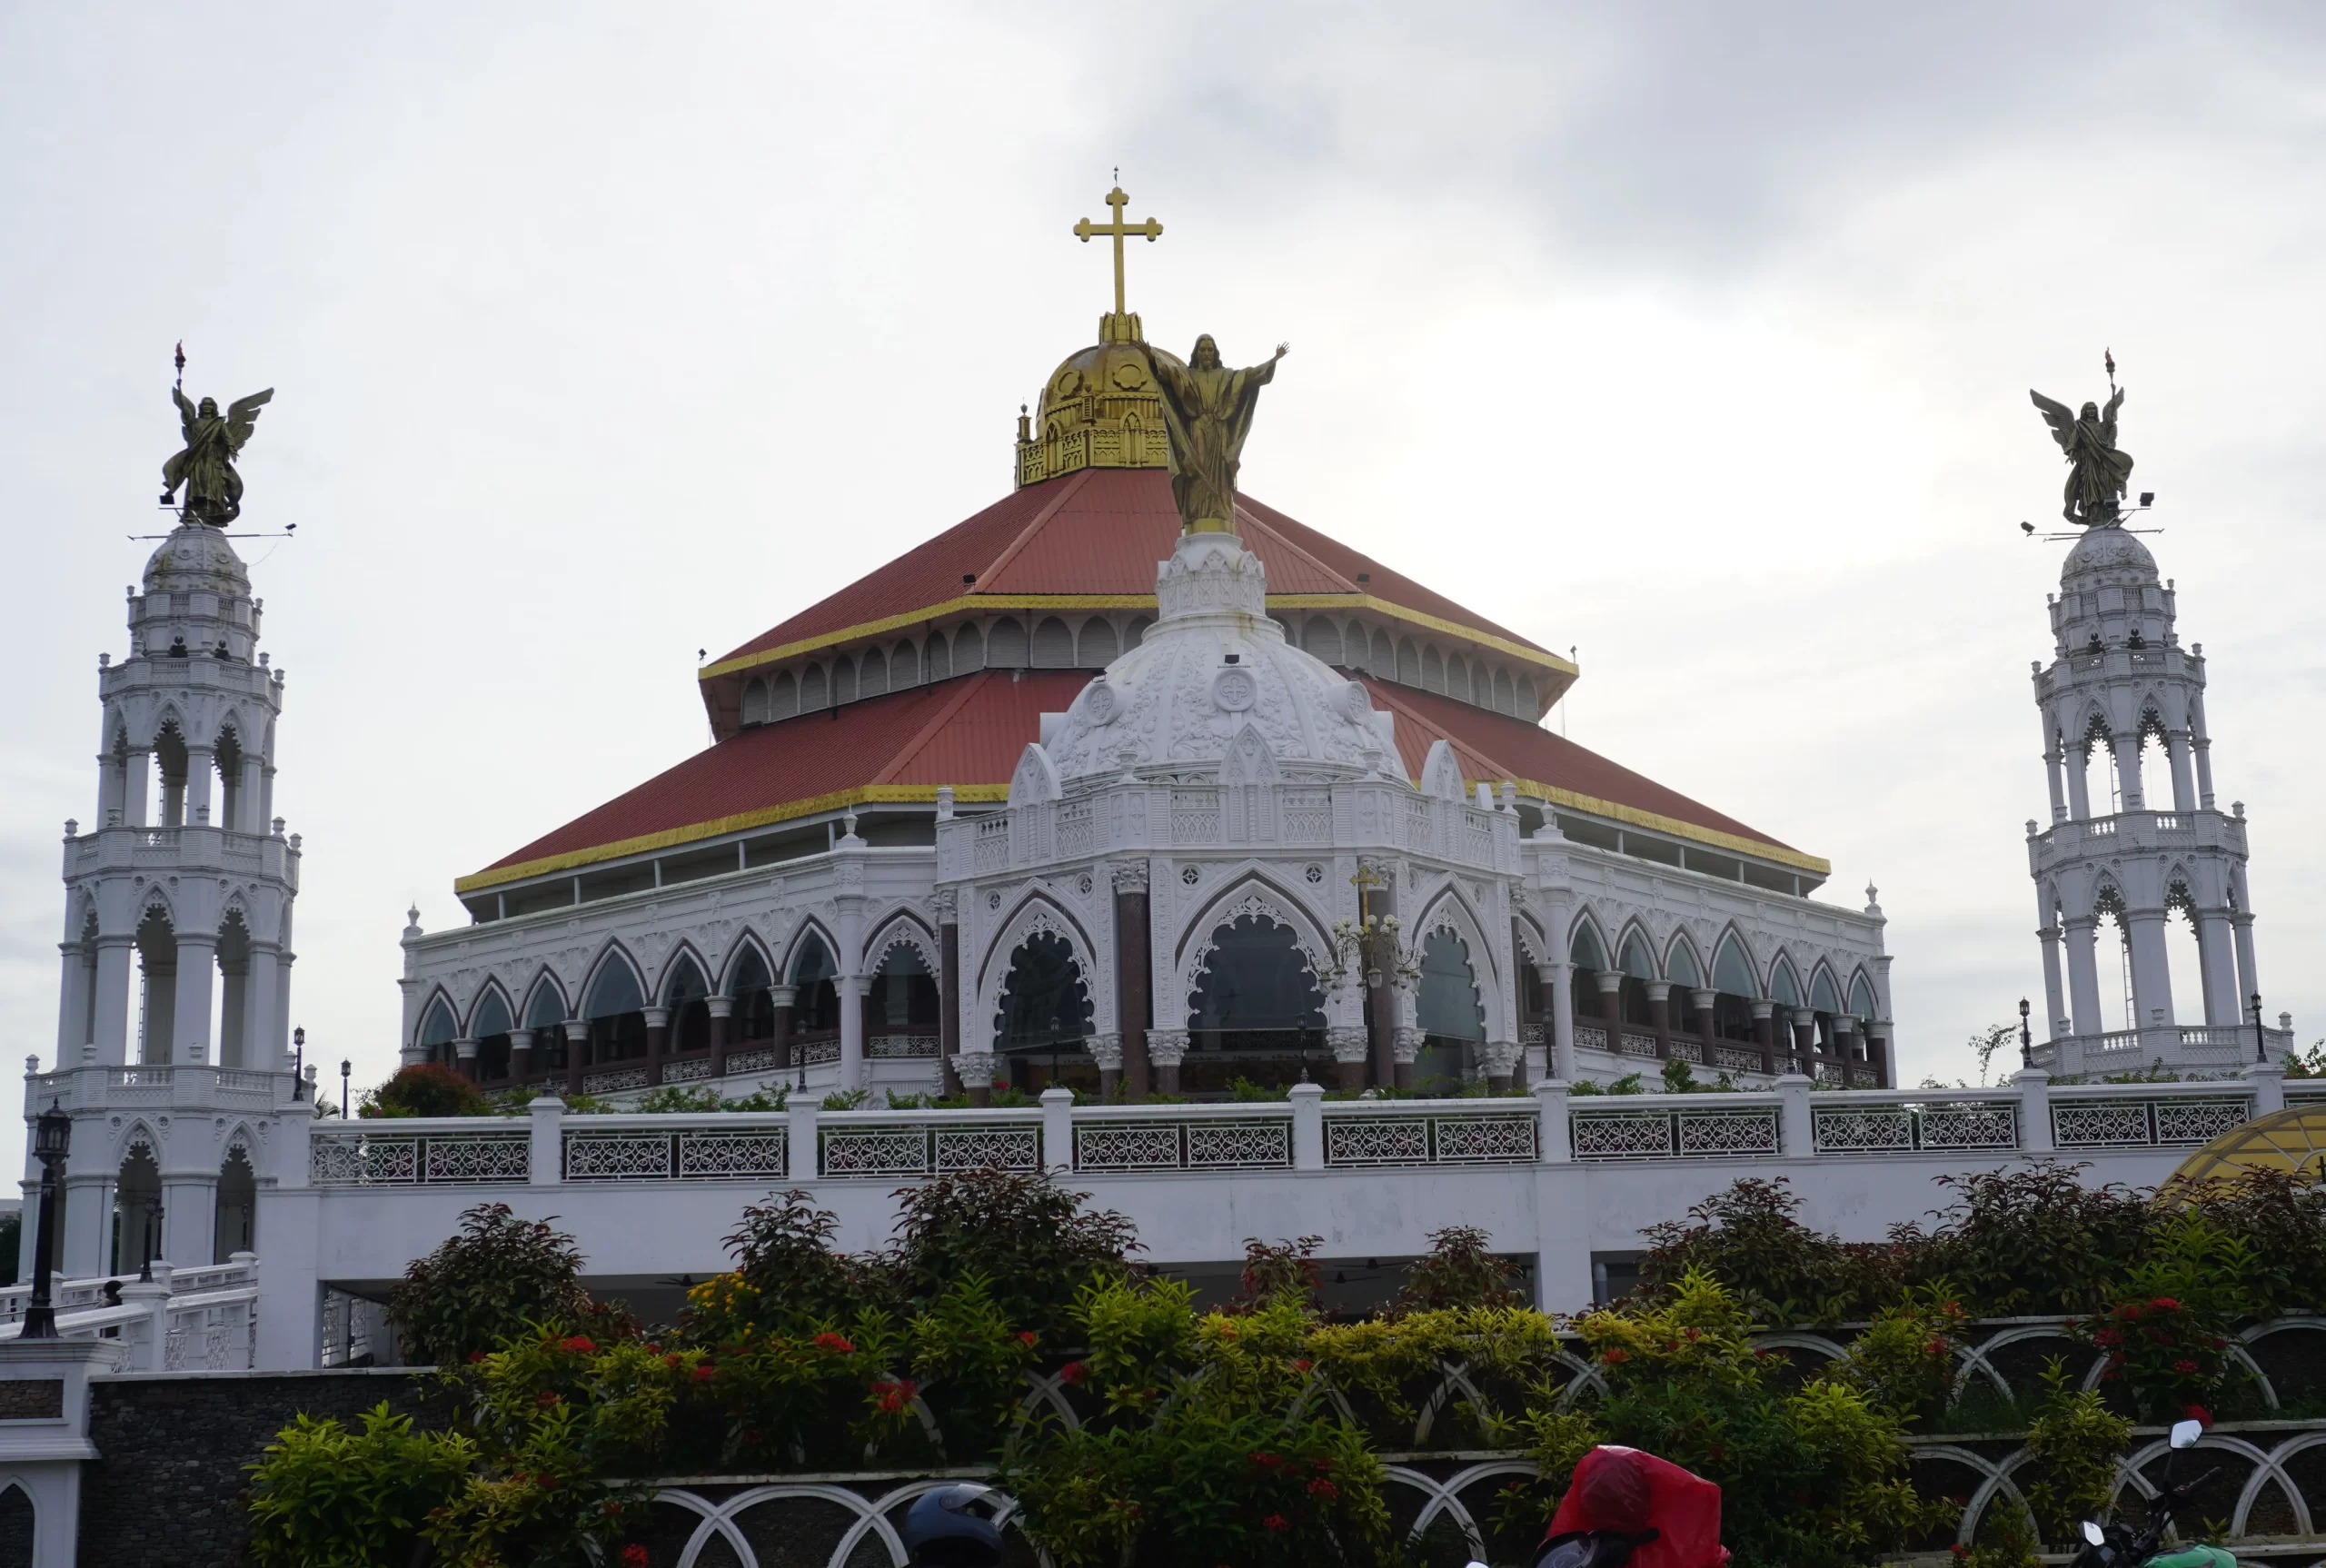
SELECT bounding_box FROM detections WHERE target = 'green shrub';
[359,1063,489,1119]
[244,1403,476,1567]
[2017,1361,2133,1548]
[888,1169,1139,1344]
[1392,1225,1526,1315]
[386,1204,596,1365]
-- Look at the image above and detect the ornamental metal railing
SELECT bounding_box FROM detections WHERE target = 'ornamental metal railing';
[1321,1106,1536,1166]
[309,1126,532,1186]
[1073,1111,1293,1172]
[1569,1102,1782,1160]
[564,1123,790,1182]
[819,1114,1043,1179]
[1812,1098,2019,1155]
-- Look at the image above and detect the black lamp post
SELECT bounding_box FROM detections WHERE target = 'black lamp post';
[2251,992,2267,1064]
[341,1058,351,1117]
[22,1099,73,1338]
[293,1025,306,1099]
[2018,997,2033,1069]
[137,1190,162,1283]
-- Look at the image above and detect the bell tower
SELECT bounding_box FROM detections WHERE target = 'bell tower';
[2024,522,2279,1071]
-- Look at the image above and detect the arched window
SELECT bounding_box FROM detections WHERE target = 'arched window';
[1848,972,1879,1021]
[1416,927,1484,1091]
[1665,939,1705,990]
[1185,913,1326,1092]
[1303,619,1344,666]
[1493,668,1516,715]
[858,647,889,698]
[1516,675,1538,714]
[134,906,177,1065]
[890,640,919,688]
[926,630,951,680]
[1079,619,1119,667]
[0,1483,32,1565]
[416,995,457,1064]
[988,618,1028,667]
[728,945,775,1043]
[1448,655,1471,702]
[1371,629,1395,676]
[1809,967,1842,1015]
[1031,617,1074,668]
[1712,935,1755,996]
[214,1145,256,1262]
[995,932,1091,1048]
[800,663,829,711]
[663,954,711,1056]
[871,941,940,1042]
[1125,616,1153,650]
[741,678,769,726]
[769,670,799,721]
[471,988,514,1082]
[790,934,840,1036]
[833,655,860,705]
[1569,920,1608,1018]
[584,956,647,1062]
[523,979,569,1071]
[1769,958,1804,1009]
[1397,639,1421,686]
[114,1141,162,1274]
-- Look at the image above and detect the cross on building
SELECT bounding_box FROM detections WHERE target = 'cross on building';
[1073,184,1162,324]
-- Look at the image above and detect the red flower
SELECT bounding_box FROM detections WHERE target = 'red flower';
[1261,1513,1288,1532]
[691,1365,716,1382]
[2152,1297,2181,1311]
[536,1391,562,1407]
[871,1378,920,1414]
[1251,1451,1281,1468]
[1019,1331,1037,1345]
[663,1354,683,1369]
[623,1546,650,1568]
[2172,1359,2198,1374]
[1602,1348,1630,1365]
[1951,1545,1969,1560]
[1059,1361,1088,1384]
[465,1350,486,1364]
[558,1335,596,1355]
[811,1332,856,1354]
[1925,1339,1948,1357]
[1313,1457,1333,1474]
[1293,1358,1313,1373]
[1307,1477,1339,1500]
[2116,1304,2142,1320]
[2183,1404,2212,1428]
[2094,1329,2122,1347]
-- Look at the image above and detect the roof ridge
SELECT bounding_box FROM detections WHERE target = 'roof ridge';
[873,670,999,785]
[975,469,1093,589]
[1232,499,1359,591]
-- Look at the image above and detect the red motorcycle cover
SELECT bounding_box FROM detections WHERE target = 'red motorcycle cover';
[1545,1445,1728,1568]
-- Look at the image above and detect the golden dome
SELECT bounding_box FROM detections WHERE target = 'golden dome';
[2166,1103,2326,1186]
[1015,313,1169,487]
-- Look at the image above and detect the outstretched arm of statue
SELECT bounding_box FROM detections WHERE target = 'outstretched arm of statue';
[2102,386,2125,431]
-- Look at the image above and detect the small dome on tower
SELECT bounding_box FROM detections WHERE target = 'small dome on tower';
[1015,323,1170,487]
[2060,523,2157,584]
[144,521,250,597]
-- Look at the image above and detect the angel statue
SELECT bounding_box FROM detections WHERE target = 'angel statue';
[2030,383,2132,526]
[161,386,274,526]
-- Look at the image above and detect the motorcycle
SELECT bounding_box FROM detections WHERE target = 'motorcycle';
[2073,1416,2240,1568]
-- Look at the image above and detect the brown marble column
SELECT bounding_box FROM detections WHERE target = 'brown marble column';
[509,1027,534,1083]
[707,997,732,1078]
[642,1007,670,1087]
[563,1019,589,1097]
[939,907,963,1097]
[769,985,796,1072]
[1691,989,1717,1062]
[1645,982,1673,1061]
[1790,1008,1817,1073]
[1113,864,1152,1098]
[1749,1002,1775,1076]
[1364,863,1398,1090]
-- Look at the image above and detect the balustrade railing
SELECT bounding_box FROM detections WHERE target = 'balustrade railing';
[1570,1099,1783,1160]
[2050,1092,2252,1148]
[1321,1104,1536,1166]
[821,1113,1043,1177]
[1074,1106,1293,1172]
[1812,1094,2020,1155]
[565,1119,790,1182]
[309,1124,532,1186]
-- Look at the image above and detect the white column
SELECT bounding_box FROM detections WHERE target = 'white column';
[2125,908,2176,1037]
[839,975,869,1091]
[173,933,217,1065]
[161,1172,216,1267]
[55,945,92,1065]
[2038,925,2067,1043]
[1542,961,1576,1081]
[1288,1080,1324,1169]
[2196,911,2240,1027]
[528,1096,563,1186]
[238,752,264,833]
[2192,739,2217,809]
[1534,1077,1571,1162]
[1774,1071,1814,1156]
[245,944,282,1074]
[2064,743,2092,820]
[124,748,152,827]
[2231,914,2260,1021]
[2063,915,2103,1038]
[2043,746,2068,823]
[2013,1067,2053,1152]
[185,744,216,825]
[2112,735,2142,811]
[2165,732,2197,813]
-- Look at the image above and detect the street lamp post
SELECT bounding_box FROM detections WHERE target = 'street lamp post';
[2251,992,2268,1064]
[138,1191,162,1283]
[341,1058,351,1117]
[21,1099,73,1338]
[293,1025,306,1098]
[2018,997,2033,1069]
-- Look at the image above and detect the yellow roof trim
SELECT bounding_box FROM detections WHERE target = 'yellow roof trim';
[1500,776,1832,877]
[701,592,1576,681]
[453,783,1010,895]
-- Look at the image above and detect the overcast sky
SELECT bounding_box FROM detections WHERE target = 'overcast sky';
[5,3,2321,1173]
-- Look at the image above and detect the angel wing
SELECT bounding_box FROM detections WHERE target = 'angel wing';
[224,388,274,452]
[2029,389,2077,452]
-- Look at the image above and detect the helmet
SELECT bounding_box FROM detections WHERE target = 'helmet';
[902,1484,1004,1568]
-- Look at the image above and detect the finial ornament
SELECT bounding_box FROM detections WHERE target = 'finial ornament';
[2030,355,2132,526]
[1144,334,1290,533]
[161,362,274,526]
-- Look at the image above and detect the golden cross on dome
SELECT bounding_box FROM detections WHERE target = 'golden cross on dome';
[1073,184,1162,321]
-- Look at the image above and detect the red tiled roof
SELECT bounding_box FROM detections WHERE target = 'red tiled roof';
[702,468,1556,675]
[458,666,1821,894]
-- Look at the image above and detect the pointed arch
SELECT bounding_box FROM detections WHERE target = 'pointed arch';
[521,971,571,1028]
[862,908,939,977]
[977,891,1103,1046]
[465,978,515,1037]
[1614,922,1659,980]
[414,988,459,1054]
[1567,910,1609,972]
[1664,931,1705,990]
[579,944,647,1018]
[1711,928,1757,996]
[655,942,712,1007]
[1808,962,1843,1014]
[1767,953,1804,1009]
[780,917,842,983]
[1847,968,1880,1021]
[1172,870,1333,982]
[716,929,776,997]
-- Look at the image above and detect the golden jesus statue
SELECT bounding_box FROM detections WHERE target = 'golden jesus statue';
[1144,334,1288,532]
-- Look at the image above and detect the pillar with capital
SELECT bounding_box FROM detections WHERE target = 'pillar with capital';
[706,995,733,1077]
[642,1007,671,1087]
[1112,861,1152,1097]
[838,975,870,1091]
[1541,960,1576,1081]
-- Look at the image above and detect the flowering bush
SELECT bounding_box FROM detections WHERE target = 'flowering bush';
[359,1062,490,1119]
[385,1204,601,1366]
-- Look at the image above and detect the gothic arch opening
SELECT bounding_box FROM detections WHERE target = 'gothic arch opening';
[2092,884,2134,1034]
[661,953,711,1057]
[214,1145,256,1262]
[994,931,1093,1094]
[788,933,840,1057]
[582,954,647,1067]
[414,993,458,1067]
[2164,879,2208,1027]
[522,978,569,1076]
[870,940,939,1055]
[1415,927,1485,1090]
[727,943,777,1047]
[1186,914,1325,1095]
[114,1140,161,1275]
[134,905,177,1066]
[469,986,514,1082]
[0,1482,32,1564]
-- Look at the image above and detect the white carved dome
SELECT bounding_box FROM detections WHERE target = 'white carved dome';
[144,522,250,596]
[2061,523,2157,583]
[1046,531,1397,785]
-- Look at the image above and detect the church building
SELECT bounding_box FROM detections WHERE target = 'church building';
[395,189,1895,1107]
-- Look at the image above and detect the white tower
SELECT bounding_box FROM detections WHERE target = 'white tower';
[25,521,307,1278]
[2025,523,2281,1072]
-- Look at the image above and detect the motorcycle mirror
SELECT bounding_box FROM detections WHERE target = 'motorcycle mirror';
[2170,1418,2203,1450]
[2082,1522,2106,1545]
